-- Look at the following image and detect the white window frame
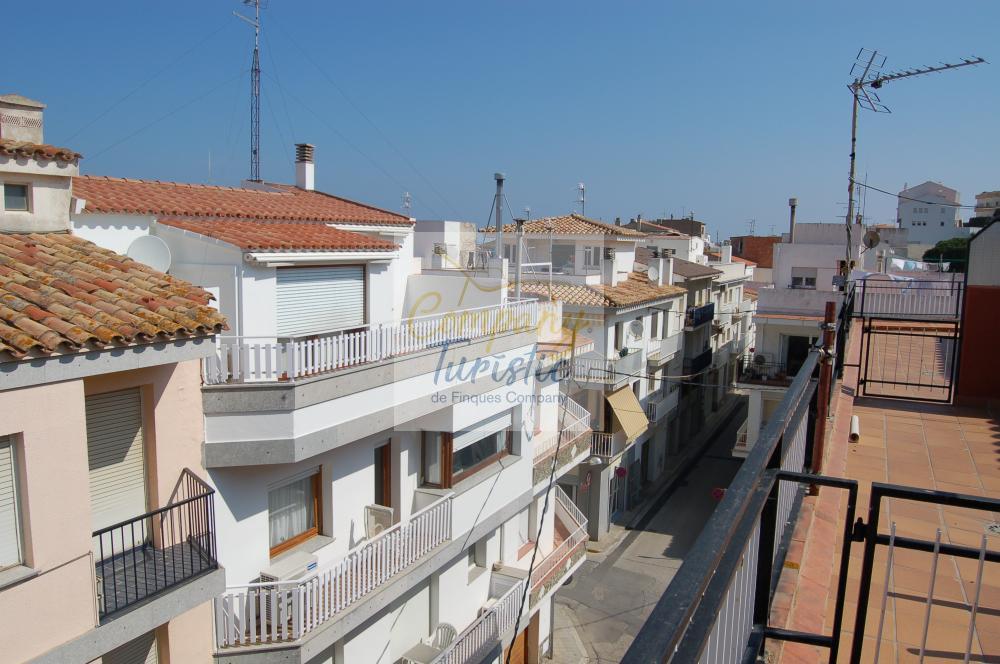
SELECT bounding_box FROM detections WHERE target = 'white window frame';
[0,436,24,571]
[2,182,30,212]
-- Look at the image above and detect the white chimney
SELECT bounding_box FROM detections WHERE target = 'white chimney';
[653,257,666,286]
[601,247,616,285]
[721,243,732,264]
[295,143,315,191]
[665,256,674,286]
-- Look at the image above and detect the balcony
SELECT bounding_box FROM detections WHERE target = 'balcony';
[215,494,453,649]
[590,431,628,460]
[645,389,678,424]
[532,397,592,485]
[683,348,713,374]
[736,354,794,387]
[93,470,218,621]
[684,302,715,330]
[425,577,525,664]
[732,420,749,458]
[527,488,588,602]
[203,300,540,385]
[646,333,682,365]
[571,348,643,388]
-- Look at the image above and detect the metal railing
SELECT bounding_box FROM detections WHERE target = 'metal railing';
[93,469,217,621]
[532,396,592,462]
[683,348,713,374]
[215,494,453,648]
[737,354,795,386]
[530,488,588,593]
[624,350,821,662]
[590,431,626,459]
[647,333,683,362]
[854,278,963,320]
[203,300,539,384]
[571,348,643,386]
[685,302,715,328]
[430,578,525,664]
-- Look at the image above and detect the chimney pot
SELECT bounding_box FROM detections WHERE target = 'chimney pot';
[295,143,315,191]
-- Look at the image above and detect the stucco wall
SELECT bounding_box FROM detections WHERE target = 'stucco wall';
[1,170,75,233]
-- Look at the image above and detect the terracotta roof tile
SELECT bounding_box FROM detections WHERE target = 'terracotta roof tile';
[671,257,722,279]
[0,233,227,359]
[72,176,412,226]
[0,138,81,163]
[483,214,645,237]
[521,272,685,309]
[158,218,398,253]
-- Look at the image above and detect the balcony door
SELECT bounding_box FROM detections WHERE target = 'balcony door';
[86,388,147,553]
[276,265,365,337]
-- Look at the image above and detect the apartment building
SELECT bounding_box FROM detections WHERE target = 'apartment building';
[896,180,966,256]
[71,147,587,663]
[731,235,780,283]
[705,243,755,407]
[0,95,228,662]
[489,215,688,541]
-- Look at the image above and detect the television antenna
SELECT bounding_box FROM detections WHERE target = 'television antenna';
[402,191,412,212]
[234,0,267,181]
[843,48,985,271]
[577,182,586,216]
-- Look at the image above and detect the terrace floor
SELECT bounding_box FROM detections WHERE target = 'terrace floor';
[771,328,1000,663]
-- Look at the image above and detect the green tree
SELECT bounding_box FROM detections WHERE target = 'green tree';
[922,237,969,272]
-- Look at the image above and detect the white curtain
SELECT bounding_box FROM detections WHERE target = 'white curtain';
[268,476,314,548]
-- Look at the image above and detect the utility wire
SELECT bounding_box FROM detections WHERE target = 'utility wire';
[851,179,980,209]
[66,20,233,143]
[88,71,245,162]
[270,16,462,218]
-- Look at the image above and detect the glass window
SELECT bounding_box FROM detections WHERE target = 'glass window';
[268,472,320,555]
[452,429,507,479]
[422,432,442,487]
[3,184,28,211]
[0,437,23,570]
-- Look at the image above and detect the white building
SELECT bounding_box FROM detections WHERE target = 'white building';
[896,181,966,255]
[72,149,588,664]
[490,215,688,541]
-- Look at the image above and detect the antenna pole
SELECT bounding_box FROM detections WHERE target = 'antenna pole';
[577,182,586,216]
[494,172,505,272]
[235,1,263,181]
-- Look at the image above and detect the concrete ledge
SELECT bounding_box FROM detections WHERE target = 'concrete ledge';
[214,490,534,663]
[30,566,226,664]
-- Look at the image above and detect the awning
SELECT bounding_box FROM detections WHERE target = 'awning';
[606,386,649,444]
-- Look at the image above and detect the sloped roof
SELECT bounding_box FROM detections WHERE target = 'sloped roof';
[671,257,721,279]
[705,251,756,267]
[632,220,690,237]
[158,218,398,253]
[0,138,81,163]
[72,176,412,226]
[0,232,227,359]
[520,272,685,309]
[0,94,45,108]
[483,214,645,237]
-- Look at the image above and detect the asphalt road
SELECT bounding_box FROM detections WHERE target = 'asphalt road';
[550,401,749,663]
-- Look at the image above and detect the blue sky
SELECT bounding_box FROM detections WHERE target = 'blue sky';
[8,1,998,238]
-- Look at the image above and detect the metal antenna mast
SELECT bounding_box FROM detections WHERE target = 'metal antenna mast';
[844,49,985,270]
[235,0,265,181]
[577,182,586,216]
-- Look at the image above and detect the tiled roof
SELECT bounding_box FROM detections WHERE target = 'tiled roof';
[521,272,685,309]
[671,258,721,279]
[158,218,398,253]
[0,138,81,163]
[632,220,690,237]
[483,214,645,237]
[732,235,780,268]
[0,233,227,359]
[744,286,758,301]
[72,176,412,226]
[705,251,757,266]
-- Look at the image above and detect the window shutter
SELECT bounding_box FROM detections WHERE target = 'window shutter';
[103,631,158,664]
[86,389,146,536]
[0,436,21,568]
[276,266,365,337]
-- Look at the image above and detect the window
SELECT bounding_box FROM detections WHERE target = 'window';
[268,471,321,556]
[2,184,28,211]
[422,432,444,487]
[790,267,817,289]
[452,428,508,481]
[374,443,391,508]
[0,436,24,570]
[423,412,513,488]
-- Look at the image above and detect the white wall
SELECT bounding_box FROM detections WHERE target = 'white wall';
[71,212,153,255]
[897,182,964,246]
[2,163,76,233]
[771,243,846,292]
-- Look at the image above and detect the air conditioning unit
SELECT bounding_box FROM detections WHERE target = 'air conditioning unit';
[257,551,319,623]
[365,504,395,540]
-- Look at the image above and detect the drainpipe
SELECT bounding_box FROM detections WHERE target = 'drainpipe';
[810,301,837,487]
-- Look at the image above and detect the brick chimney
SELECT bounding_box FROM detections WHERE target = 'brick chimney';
[295,143,315,191]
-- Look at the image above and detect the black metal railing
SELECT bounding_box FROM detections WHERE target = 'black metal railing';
[685,302,715,328]
[683,347,713,374]
[93,469,217,621]
[737,355,794,386]
[625,349,825,662]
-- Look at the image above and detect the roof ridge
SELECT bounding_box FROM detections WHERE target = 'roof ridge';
[75,174,291,195]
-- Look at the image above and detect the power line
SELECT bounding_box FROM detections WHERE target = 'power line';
[851,179,980,209]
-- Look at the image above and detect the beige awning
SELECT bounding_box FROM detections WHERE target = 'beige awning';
[606,386,649,444]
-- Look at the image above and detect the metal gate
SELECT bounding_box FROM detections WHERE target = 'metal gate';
[859,317,960,402]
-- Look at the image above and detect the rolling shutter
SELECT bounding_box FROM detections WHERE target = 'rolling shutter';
[0,436,22,568]
[103,631,158,664]
[276,266,365,337]
[87,389,147,536]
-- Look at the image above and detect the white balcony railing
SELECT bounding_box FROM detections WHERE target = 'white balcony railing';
[647,333,682,362]
[430,578,526,664]
[204,300,539,385]
[733,421,749,457]
[532,396,592,463]
[571,348,643,385]
[215,494,453,648]
[590,431,628,459]
[530,488,588,593]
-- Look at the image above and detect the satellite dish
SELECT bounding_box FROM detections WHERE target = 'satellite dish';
[127,235,172,273]
[628,319,644,339]
[647,266,660,283]
[862,229,881,250]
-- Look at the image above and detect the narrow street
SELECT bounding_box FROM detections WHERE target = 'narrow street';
[550,402,749,663]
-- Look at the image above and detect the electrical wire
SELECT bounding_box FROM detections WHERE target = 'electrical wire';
[851,179,980,209]
[66,20,234,143]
